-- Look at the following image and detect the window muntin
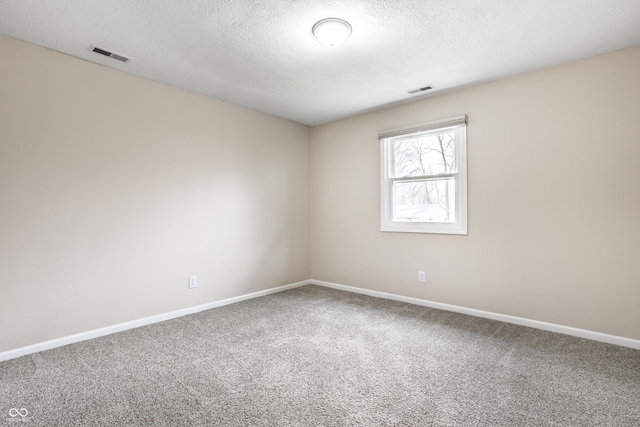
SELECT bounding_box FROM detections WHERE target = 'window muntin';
[380,116,467,234]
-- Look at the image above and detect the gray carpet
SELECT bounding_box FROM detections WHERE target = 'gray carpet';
[1,285,639,426]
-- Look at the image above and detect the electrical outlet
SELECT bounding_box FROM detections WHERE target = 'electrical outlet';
[189,275,197,289]
[418,271,426,283]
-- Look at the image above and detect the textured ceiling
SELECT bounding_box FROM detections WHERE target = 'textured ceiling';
[1,0,640,126]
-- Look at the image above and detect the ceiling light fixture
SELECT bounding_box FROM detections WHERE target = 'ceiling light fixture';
[312,18,352,47]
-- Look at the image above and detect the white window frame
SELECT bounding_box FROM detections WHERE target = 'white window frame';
[380,115,468,235]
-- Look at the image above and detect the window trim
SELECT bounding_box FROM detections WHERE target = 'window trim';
[380,115,468,235]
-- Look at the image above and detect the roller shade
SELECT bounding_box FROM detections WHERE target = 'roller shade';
[378,115,467,140]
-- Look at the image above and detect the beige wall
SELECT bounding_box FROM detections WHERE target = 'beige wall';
[0,35,311,353]
[2,33,639,355]
[311,46,640,340]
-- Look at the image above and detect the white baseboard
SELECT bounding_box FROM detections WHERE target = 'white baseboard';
[0,280,313,362]
[311,280,640,350]
[2,278,637,362]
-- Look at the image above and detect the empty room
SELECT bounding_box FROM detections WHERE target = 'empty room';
[1,1,639,425]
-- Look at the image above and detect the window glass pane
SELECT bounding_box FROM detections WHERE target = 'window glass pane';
[392,131,456,178]
[393,179,456,223]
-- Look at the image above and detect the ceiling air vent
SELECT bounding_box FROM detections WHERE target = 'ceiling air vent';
[91,46,131,63]
[407,85,434,95]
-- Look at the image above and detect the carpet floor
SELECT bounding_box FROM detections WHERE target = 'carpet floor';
[1,285,639,426]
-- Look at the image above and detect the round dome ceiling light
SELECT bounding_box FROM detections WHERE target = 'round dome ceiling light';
[312,18,352,47]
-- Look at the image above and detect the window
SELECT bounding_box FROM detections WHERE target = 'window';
[380,115,467,234]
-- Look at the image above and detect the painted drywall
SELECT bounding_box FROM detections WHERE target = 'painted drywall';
[311,46,640,341]
[0,35,311,353]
